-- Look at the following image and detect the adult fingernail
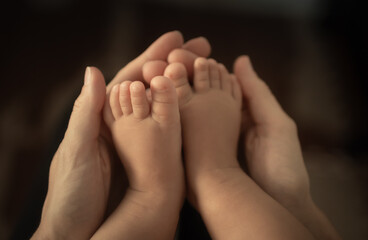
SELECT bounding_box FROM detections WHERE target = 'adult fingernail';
[243,56,253,69]
[84,66,91,85]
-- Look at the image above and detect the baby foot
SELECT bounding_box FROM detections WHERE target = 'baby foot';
[93,77,184,240]
[164,58,243,191]
[109,76,183,194]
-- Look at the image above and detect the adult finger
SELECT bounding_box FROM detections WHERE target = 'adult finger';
[168,37,211,77]
[104,31,184,126]
[182,36,211,58]
[107,31,184,92]
[142,60,168,84]
[168,49,198,77]
[141,38,212,83]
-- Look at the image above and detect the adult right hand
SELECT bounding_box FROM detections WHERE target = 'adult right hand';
[234,55,342,240]
[234,56,310,209]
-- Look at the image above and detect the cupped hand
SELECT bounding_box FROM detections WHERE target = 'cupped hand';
[33,31,212,239]
[32,67,110,239]
[234,55,342,240]
[234,56,311,209]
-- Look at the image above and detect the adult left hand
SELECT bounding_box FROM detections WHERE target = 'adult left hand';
[32,31,211,239]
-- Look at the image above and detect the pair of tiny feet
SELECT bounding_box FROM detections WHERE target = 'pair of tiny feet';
[109,57,241,196]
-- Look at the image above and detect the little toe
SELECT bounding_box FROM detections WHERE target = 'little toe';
[219,63,232,94]
[119,81,133,115]
[110,84,122,120]
[193,57,210,93]
[164,62,193,107]
[208,59,220,89]
[130,81,150,119]
[231,75,243,108]
[150,76,180,124]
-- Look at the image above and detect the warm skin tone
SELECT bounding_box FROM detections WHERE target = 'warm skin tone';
[32,31,211,239]
[162,58,314,239]
[32,31,341,239]
[32,67,110,240]
[92,76,183,240]
[234,56,342,240]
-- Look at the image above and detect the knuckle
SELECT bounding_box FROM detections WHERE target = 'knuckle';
[270,114,298,135]
[287,117,298,131]
[73,96,83,112]
[168,48,182,61]
[257,79,269,89]
[280,115,298,133]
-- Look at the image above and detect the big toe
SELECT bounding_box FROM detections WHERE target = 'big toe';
[150,76,180,124]
[164,62,193,107]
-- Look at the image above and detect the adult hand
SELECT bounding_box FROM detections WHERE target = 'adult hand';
[33,31,211,239]
[104,31,211,127]
[234,55,341,240]
[234,56,310,208]
[32,67,110,239]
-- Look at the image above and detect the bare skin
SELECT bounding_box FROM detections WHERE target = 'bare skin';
[92,77,183,240]
[31,67,110,240]
[163,58,314,239]
[165,58,242,177]
[32,30,340,239]
[234,56,342,240]
[32,31,211,239]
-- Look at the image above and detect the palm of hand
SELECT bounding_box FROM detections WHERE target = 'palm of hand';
[243,116,311,207]
[41,137,111,239]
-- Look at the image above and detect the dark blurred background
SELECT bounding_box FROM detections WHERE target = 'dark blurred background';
[0,0,367,239]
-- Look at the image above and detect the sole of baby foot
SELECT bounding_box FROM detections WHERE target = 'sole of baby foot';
[164,58,243,209]
[109,77,183,196]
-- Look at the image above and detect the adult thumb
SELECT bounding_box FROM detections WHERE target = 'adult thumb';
[64,67,106,145]
[234,55,285,125]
